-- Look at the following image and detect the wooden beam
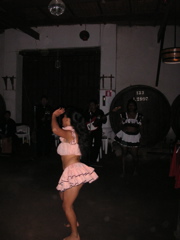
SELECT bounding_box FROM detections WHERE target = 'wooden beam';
[156,30,165,87]
[158,0,174,43]
[18,27,39,40]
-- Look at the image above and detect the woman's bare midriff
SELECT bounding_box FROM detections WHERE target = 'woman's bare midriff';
[61,155,81,170]
[124,126,140,133]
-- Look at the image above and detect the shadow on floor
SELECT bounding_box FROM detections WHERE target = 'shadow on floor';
[0,143,179,240]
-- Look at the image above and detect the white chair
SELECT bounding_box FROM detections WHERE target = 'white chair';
[52,133,60,147]
[96,145,102,162]
[102,136,108,154]
[96,136,110,162]
[92,138,103,163]
[16,125,31,145]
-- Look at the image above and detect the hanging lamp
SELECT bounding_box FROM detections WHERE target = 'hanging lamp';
[79,25,90,41]
[161,47,180,64]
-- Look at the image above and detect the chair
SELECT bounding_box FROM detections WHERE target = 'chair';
[96,145,102,162]
[52,133,60,147]
[16,125,31,145]
[92,137,103,163]
[97,136,112,162]
[102,136,109,154]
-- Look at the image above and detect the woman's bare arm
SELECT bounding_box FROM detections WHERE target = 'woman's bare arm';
[51,108,72,141]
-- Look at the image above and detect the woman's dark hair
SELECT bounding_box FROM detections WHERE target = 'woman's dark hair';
[4,110,11,116]
[127,99,137,111]
[89,98,98,105]
[65,107,90,157]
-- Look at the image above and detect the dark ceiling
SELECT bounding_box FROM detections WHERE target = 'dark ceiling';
[0,0,179,40]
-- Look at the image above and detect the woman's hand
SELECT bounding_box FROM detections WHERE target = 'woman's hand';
[53,108,65,117]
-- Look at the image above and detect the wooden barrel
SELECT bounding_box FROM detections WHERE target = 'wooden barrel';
[171,95,180,139]
[109,85,171,147]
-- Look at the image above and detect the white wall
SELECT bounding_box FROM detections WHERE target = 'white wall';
[117,26,180,104]
[0,24,117,122]
[117,26,180,140]
[0,24,179,140]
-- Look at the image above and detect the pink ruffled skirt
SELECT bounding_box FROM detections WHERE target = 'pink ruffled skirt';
[56,162,99,192]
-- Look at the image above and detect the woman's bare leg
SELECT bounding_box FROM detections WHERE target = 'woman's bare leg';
[130,147,139,175]
[62,184,83,240]
[59,191,79,228]
[121,146,127,177]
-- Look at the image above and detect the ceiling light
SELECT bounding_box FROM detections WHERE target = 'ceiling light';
[48,0,65,16]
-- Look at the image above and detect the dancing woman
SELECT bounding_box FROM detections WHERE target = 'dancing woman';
[51,107,98,240]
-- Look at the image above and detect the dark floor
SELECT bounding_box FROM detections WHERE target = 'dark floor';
[0,143,180,240]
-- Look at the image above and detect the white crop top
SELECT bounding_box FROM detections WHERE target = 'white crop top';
[57,126,81,156]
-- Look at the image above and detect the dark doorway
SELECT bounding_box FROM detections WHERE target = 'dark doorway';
[20,47,100,130]
[171,94,180,139]
[0,94,6,124]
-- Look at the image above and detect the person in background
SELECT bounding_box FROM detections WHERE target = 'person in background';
[36,95,53,157]
[84,99,107,164]
[114,99,143,176]
[51,107,98,240]
[0,110,17,154]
